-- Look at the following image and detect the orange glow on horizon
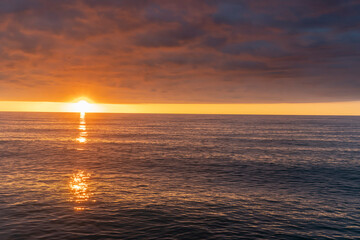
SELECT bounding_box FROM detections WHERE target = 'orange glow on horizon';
[0,100,359,116]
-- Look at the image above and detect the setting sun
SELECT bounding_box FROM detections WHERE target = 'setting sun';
[75,100,91,113]
[65,99,102,113]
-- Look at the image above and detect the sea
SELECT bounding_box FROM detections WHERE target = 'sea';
[0,112,359,240]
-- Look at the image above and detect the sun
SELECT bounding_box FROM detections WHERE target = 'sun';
[66,98,101,113]
[74,100,91,113]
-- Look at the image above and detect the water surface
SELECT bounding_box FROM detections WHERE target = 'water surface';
[0,113,359,239]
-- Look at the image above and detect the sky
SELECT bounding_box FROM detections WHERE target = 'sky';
[0,0,359,114]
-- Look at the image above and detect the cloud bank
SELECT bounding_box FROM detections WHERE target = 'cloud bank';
[0,0,359,103]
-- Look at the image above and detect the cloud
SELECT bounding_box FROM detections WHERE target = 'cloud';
[0,0,359,103]
[221,41,285,58]
[134,23,203,47]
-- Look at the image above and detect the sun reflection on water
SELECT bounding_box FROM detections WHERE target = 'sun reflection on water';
[69,113,95,211]
[76,137,87,143]
[76,113,87,144]
[69,170,94,211]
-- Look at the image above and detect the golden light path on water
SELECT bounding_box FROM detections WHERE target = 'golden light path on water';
[69,170,93,211]
[69,112,94,211]
[76,112,87,144]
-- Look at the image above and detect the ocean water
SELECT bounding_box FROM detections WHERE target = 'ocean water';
[0,112,359,240]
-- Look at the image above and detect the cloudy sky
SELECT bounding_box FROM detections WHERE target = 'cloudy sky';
[0,0,359,104]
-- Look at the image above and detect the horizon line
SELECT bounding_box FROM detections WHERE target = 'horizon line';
[1,111,360,117]
[0,101,360,116]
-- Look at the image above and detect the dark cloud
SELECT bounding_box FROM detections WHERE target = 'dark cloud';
[221,41,285,58]
[217,60,268,72]
[0,0,359,103]
[144,3,183,23]
[202,36,227,48]
[212,1,250,25]
[134,23,203,47]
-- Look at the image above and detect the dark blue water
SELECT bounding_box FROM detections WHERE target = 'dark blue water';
[0,112,359,239]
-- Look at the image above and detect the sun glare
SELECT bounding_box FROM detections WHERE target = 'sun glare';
[66,98,104,113]
[75,100,91,114]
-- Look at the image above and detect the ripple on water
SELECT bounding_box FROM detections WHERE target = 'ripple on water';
[0,113,359,239]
